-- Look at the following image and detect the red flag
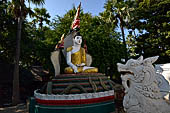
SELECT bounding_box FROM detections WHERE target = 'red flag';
[71,2,81,30]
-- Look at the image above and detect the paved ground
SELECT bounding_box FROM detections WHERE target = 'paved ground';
[0,104,28,113]
[0,103,125,113]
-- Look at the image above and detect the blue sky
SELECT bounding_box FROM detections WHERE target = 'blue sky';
[26,0,129,36]
[27,0,107,19]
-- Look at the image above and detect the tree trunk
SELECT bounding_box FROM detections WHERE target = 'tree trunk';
[12,16,23,105]
[119,17,128,62]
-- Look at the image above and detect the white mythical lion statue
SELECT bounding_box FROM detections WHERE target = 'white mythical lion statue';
[117,56,170,113]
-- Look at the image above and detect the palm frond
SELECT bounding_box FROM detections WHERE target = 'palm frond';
[28,0,45,5]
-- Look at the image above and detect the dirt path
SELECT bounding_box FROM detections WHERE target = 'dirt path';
[0,104,28,113]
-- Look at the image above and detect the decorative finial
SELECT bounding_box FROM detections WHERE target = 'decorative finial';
[55,34,65,49]
[71,2,81,30]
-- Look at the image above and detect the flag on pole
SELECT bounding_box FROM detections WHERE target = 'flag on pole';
[71,2,81,30]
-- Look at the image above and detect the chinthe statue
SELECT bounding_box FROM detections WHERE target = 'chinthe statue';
[64,32,98,74]
[117,56,170,113]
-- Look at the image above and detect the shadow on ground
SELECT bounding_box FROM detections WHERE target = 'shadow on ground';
[0,103,28,113]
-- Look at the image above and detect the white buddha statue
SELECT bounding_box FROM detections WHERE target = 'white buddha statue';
[64,32,98,74]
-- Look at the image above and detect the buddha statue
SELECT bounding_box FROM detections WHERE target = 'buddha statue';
[64,32,98,74]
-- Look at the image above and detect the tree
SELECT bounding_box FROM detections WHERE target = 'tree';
[32,8,51,30]
[0,1,17,63]
[9,0,45,105]
[104,0,135,61]
[127,0,170,63]
[50,7,124,79]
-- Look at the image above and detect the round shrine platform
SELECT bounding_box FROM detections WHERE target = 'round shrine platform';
[29,73,115,113]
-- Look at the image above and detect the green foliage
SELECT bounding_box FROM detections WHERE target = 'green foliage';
[50,8,124,79]
[127,0,170,63]
[0,2,17,63]
[0,1,52,70]
[0,1,125,81]
[103,0,136,61]
[32,8,51,29]
[8,0,170,83]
